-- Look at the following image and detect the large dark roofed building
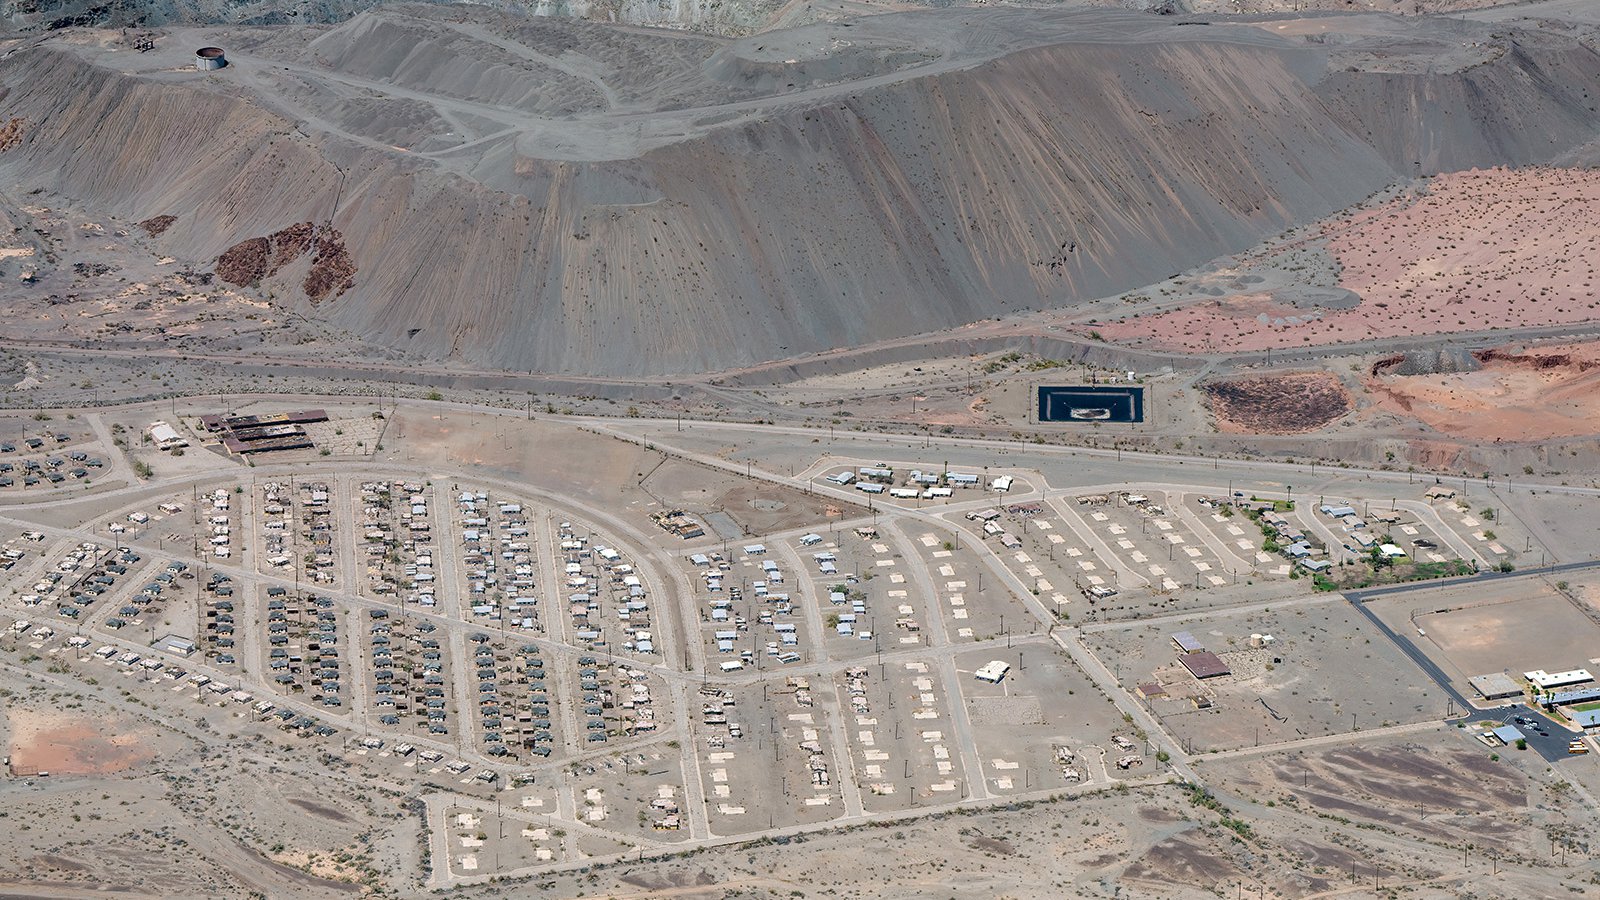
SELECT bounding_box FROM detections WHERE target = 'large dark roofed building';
[1179,651,1230,680]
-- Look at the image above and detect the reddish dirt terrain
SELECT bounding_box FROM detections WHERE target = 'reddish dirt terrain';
[1367,342,1600,441]
[1095,166,1600,352]
[136,214,176,236]
[6,708,155,776]
[1203,371,1352,434]
[216,222,356,303]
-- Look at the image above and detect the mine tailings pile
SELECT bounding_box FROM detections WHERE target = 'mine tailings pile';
[0,14,1598,375]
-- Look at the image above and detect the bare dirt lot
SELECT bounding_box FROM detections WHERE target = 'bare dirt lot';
[1368,581,1600,689]
[1198,734,1587,858]
[1087,600,1444,751]
[5,705,157,775]
[383,409,851,546]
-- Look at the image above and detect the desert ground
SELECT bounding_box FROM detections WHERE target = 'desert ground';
[0,0,1597,897]
[0,397,1594,899]
[1093,167,1600,354]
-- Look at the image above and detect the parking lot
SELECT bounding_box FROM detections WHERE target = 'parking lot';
[1182,493,1281,576]
[1423,491,1530,568]
[1367,579,1600,700]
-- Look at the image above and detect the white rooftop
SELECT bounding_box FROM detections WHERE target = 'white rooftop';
[1525,668,1592,689]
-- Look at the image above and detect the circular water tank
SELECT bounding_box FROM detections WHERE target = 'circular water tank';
[195,47,226,71]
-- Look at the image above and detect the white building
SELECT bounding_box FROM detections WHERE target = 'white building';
[148,421,188,450]
[1526,669,1593,690]
[975,660,1011,683]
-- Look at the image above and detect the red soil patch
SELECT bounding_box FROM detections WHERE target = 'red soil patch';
[1095,166,1600,352]
[304,227,356,303]
[0,117,27,151]
[1203,371,1352,434]
[6,708,153,776]
[215,235,272,285]
[216,221,356,302]
[1367,342,1600,441]
[137,214,177,237]
[270,221,315,270]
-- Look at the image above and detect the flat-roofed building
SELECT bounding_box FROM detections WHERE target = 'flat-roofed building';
[1469,672,1522,701]
[1526,669,1593,690]
[1179,651,1230,680]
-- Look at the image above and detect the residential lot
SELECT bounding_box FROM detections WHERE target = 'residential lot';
[956,644,1134,793]
[837,658,971,813]
[362,606,456,741]
[553,517,660,662]
[691,532,869,667]
[1073,491,1235,594]
[810,458,1016,508]
[0,428,109,494]
[566,746,691,841]
[258,479,338,587]
[355,479,437,607]
[451,488,544,632]
[952,500,1093,617]
[906,524,1038,642]
[260,588,350,711]
[3,401,1596,895]
[696,681,842,834]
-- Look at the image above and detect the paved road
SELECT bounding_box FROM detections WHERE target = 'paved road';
[1344,559,1600,763]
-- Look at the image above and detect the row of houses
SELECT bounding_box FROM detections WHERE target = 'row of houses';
[458,491,542,630]
[1318,502,1408,559]
[358,481,437,609]
[261,481,335,584]
[826,465,1011,493]
[366,608,451,738]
